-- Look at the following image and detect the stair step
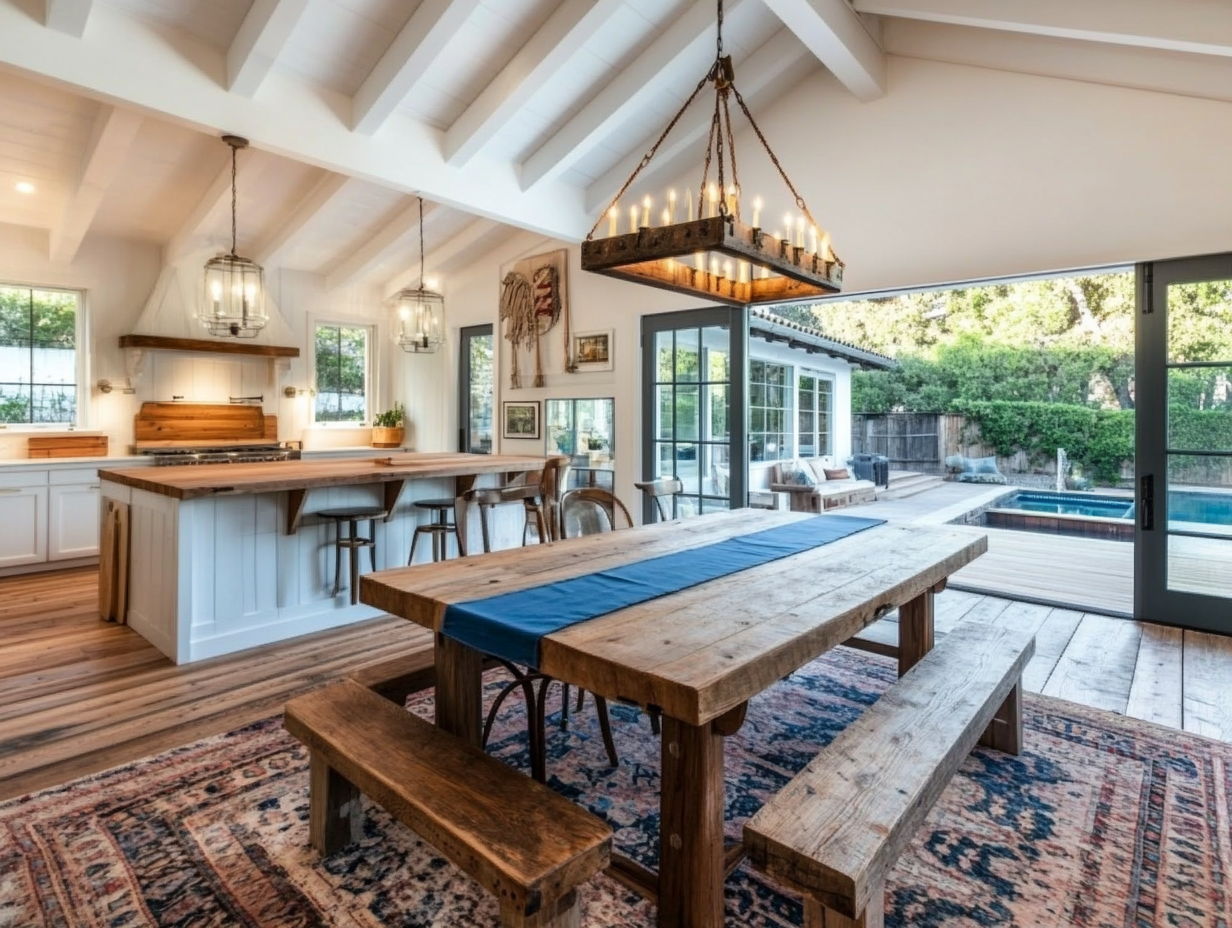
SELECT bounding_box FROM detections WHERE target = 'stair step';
[876,474,945,500]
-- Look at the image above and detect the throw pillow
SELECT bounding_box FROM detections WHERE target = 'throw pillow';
[780,461,816,487]
[823,467,850,480]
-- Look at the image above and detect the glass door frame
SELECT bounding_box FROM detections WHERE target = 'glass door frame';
[1135,254,1232,632]
[641,307,748,522]
[458,323,494,454]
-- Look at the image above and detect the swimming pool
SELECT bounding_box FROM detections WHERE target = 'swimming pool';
[981,488,1232,540]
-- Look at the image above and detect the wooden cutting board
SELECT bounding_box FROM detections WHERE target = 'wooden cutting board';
[28,435,109,458]
[133,403,277,448]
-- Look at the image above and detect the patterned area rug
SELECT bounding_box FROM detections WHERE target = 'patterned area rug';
[3,646,1231,927]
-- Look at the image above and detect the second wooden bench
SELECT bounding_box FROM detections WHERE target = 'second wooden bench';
[744,621,1036,928]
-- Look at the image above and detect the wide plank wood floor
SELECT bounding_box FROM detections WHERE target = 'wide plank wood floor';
[0,567,433,801]
[3,567,1232,803]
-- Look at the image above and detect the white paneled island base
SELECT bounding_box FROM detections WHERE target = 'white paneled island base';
[99,454,547,664]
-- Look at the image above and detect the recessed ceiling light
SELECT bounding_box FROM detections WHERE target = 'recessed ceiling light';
[14,181,35,194]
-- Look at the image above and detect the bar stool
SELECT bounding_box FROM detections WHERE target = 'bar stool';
[318,506,387,605]
[409,498,464,563]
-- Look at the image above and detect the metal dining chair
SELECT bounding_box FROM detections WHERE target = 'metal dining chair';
[634,476,685,522]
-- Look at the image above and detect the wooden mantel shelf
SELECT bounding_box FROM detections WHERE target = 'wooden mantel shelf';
[119,335,300,358]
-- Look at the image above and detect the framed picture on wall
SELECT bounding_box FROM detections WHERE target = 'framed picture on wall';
[502,401,541,440]
[572,329,614,372]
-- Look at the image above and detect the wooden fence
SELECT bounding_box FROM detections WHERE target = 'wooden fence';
[852,413,1136,480]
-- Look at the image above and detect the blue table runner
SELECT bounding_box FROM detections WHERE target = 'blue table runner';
[441,513,886,669]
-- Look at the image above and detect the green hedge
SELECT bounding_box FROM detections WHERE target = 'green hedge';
[951,401,1232,486]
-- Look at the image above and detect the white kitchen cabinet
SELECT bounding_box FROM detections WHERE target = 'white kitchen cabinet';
[48,483,101,560]
[0,485,49,568]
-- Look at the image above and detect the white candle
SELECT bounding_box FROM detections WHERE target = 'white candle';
[629,205,638,234]
[711,257,720,277]
[820,232,832,262]
[708,184,719,218]
[724,260,732,280]
[695,251,705,271]
[796,216,806,248]
[661,207,670,227]
[752,197,763,229]
[642,195,652,228]
[668,189,677,224]
[810,226,818,255]
[738,261,748,284]
[783,214,794,239]
[685,187,693,223]
[726,185,736,216]
[608,207,618,237]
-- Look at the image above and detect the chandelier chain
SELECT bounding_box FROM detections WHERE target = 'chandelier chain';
[418,196,426,290]
[716,0,724,63]
[229,142,238,257]
[722,89,741,223]
[585,70,711,240]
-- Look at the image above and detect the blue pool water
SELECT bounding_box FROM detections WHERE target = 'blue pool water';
[1006,490,1232,526]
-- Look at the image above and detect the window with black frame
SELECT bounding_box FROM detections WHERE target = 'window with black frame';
[546,398,615,490]
[0,285,80,425]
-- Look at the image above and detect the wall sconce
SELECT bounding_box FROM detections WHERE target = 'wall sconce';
[97,379,136,394]
[282,386,315,398]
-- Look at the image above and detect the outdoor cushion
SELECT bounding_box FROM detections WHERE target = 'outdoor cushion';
[823,468,850,481]
[778,460,817,487]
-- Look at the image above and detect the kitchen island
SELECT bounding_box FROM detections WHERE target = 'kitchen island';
[99,453,547,664]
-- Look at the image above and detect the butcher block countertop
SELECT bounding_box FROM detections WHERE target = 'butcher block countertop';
[98,452,549,500]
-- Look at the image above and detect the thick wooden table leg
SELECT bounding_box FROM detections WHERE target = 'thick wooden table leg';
[897,588,935,677]
[309,751,362,856]
[434,632,485,748]
[501,889,581,928]
[659,715,726,928]
[979,679,1024,755]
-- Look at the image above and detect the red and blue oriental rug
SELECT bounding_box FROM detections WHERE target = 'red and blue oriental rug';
[2,646,1230,926]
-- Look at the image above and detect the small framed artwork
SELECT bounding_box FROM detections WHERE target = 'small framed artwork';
[572,329,614,372]
[502,401,541,440]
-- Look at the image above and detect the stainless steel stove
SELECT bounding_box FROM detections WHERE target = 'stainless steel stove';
[145,446,301,466]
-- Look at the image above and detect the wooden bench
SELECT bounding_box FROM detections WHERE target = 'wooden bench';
[285,679,612,928]
[743,621,1036,928]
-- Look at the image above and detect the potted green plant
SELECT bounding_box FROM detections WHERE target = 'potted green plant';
[371,402,406,449]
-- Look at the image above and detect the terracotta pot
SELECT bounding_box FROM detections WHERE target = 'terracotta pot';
[371,426,405,449]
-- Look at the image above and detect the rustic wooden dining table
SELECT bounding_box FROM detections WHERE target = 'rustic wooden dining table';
[360,509,987,928]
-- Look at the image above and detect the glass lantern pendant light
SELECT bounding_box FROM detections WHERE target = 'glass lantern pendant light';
[393,197,445,354]
[199,135,267,338]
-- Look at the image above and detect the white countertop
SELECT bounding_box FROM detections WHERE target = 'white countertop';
[0,455,149,469]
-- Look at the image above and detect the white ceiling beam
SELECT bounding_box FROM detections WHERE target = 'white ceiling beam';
[165,152,264,264]
[384,217,499,298]
[761,0,886,101]
[326,200,444,292]
[227,0,311,97]
[885,18,1232,105]
[252,171,352,267]
[0,3,589,242]
[49,104,143,264]
[44,0,94,37]
[856,0,1232,59]
[352,0,483,135]
[521,0,754,192]
[443,0,625,167]
[585,28,813,214]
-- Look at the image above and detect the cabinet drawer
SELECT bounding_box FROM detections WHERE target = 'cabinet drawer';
[50,467,101,486]
[0,469,49,489]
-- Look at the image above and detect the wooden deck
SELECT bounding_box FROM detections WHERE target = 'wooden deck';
[2,564,1231,803]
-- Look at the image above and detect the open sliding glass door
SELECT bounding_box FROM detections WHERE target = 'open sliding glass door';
[641,308,747,522]
[1136,255,1232,632]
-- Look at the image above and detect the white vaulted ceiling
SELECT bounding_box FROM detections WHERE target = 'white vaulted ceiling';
[0,0,1229,292]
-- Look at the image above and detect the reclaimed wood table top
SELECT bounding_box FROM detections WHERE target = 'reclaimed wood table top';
[97,452,548,500]
[361,509,988,726]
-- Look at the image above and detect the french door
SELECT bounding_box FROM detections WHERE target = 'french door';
[1136,255,1232,632]
[458,324,494,453]
[641,308,747,521]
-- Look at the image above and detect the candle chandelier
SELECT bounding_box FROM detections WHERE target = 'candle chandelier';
[199,135,267,338]
[393,197,445,354]
[581,0,843,307]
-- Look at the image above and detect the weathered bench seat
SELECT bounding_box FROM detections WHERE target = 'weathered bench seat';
[744,621,1036,928]
[285,679,612,928]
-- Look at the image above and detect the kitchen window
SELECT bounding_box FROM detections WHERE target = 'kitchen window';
[749,359,792,462]
[314,322,371,425]
[798,371,834,457]
[0,285,83,426]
